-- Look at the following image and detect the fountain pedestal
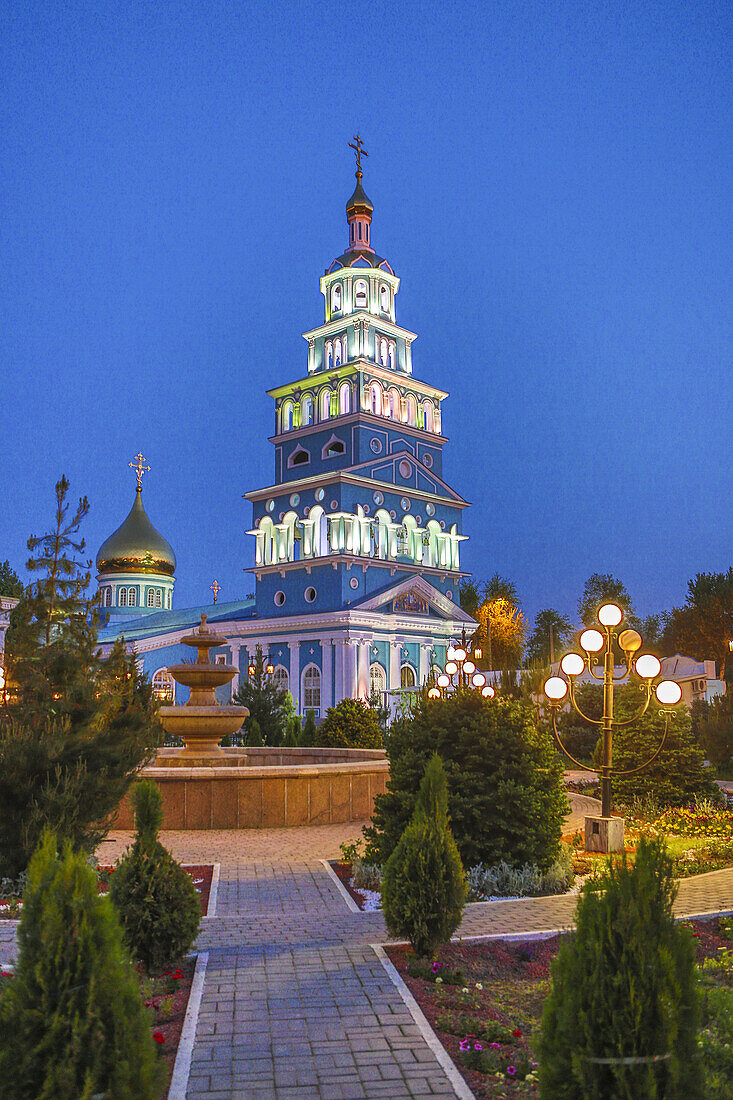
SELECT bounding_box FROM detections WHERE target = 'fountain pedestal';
[159,614,248,756]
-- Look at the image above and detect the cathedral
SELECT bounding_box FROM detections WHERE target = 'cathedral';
[96,145,475,717]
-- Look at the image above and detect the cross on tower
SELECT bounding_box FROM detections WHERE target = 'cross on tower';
[348,133,368,174]
[210,579,221,604]
[129,452,151,490]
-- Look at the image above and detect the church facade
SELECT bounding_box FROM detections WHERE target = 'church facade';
[96,153,475,717]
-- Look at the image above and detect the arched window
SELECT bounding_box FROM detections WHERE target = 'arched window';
[152,668,174,703]
[331,283,342,313]
[323,437,345,458]
[302,395,313,426]
[370,663,386,697]
[288,446,310,468]
[400,664,416,688]
[282,400,294,432]
[272,666,289,693]
[320,389,331,421]
[370,381,382,415]
[339,381,351,414]
[303,664,321,709]
[422,400,434,432]
[167,590,172,608]
[334,338,342,366]
[379,284,389,312]
[354,279,368,308]
[388,342,396,370]
[407,394,417,426]
[128,587,138,607]
[326,341,333,370]
[147,588,155,607]
[388,387,400,419]
[118,587,127,607]
[155,588,162,608]
[102,587,112,607]
[379,338,388,366]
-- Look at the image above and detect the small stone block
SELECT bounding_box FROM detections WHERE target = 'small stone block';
[585,815,624,853]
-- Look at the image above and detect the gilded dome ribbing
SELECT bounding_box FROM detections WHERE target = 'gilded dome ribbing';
[96,488,176,576]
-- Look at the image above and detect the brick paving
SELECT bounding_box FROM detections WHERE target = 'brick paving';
[2,797,733,1098]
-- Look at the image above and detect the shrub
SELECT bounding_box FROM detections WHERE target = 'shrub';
[608,685,718,807]
[110,780,200,972]
[352,858,382,892]
[301,708,317,747]
[245,717,264,747]
[0,831,164,1099]
[382,754,466,957]
[539,836,702,1099]
[316,698,383,749]
[283,714,301,747]
[365,690,567,871]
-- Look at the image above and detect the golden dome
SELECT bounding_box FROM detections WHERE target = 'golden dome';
[96,488,176,577]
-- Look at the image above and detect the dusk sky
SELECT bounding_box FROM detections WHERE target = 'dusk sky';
[1,1,730,628]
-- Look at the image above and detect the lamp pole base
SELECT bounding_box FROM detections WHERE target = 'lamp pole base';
[584,815,625,853]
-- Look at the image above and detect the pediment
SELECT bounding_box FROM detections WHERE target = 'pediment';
[354,575,475,622]
[347,450,467,504]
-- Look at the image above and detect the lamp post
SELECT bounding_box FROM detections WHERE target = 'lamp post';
[430,628,496,700]
[543,602,682,852]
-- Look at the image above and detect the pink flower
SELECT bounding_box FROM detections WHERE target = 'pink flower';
[491,1042,501,1049]
[507,1065,517,1076]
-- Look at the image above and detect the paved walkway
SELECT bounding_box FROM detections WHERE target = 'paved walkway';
[2,798,733,1099]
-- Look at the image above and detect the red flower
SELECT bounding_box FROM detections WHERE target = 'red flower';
[172,969,183,979]
[152,1030,165,1045]
[512,1028,523,1038]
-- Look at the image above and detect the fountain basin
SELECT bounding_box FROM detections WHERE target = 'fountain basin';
[165,664,238,692]
[159,704,246,755]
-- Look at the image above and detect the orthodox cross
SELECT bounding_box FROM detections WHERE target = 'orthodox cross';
[129,452,151,490]
[348,133,368,174]
[210,579,221,604]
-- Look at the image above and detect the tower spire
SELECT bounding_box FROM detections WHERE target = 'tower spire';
[345,133,374,253]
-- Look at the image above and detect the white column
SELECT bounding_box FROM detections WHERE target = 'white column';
[357,640,370,699]
[389,639,402,691]
[230,642,242,697]
[288,641,300,711]
[338,640,357,699]
[321,639,333,710]
[419,643,431,687]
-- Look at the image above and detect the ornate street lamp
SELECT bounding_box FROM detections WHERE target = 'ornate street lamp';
[543,602,682,852]
[248,654,275,677]
[430,628,495,700]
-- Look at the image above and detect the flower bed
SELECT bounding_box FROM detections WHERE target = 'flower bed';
[0,863,213,920]
[386,918,733,1098]
[0,953,197,1096]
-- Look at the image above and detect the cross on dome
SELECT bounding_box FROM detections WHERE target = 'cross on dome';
[129,451,151,491]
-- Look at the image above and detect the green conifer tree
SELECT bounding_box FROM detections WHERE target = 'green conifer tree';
[300,708,317,747]
[110,780,201,972]
[540,836,701,1099]
[245,716,264,746]
[382,754,466,957]
[0,831,164,1099]
[231,645,288,745]
[284,714,302,747]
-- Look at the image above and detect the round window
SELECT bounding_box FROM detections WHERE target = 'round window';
[400,497,410,511]
[446,589,453,600]
[423,453,434,469]
[415,515,422,525]
[290,493,300,507]
[315,487,325,502]
[349,577,359,590]
[266,499,275,513]
[426,502,435,516]
[279,511,285,521]
[390,509,397,520]
[304,586,316,603]
[274,591,286,607]
[363,504,371,515]
[370,437,382,454]
[399,459,411,478]
[330,499,338,510]
[373,491,383,505]
[303,506,310,517]
[440,520,446,530]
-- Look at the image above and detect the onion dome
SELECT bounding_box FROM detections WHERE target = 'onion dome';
[327,137,395,275]
[346,175,373,217]
[97,487,176,577]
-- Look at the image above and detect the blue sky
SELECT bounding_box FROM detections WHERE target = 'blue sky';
[1,0,730,627]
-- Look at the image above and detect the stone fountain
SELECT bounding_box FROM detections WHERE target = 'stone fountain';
[159,613,248,756]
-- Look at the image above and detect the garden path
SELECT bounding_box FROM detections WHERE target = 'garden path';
[2,798,733,1099]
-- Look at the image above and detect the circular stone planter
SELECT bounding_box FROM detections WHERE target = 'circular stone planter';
[116,746,389,830]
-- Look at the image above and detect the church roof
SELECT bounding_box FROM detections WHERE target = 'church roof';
[97,488,176,577]
[326,249,395,274]
[97,598,256,643]
[346,176,373,214]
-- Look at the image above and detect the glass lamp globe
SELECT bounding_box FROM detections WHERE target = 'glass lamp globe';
[472,672,486,687]
[445,661,458,675]
[598,603,623,627]
[427,687,440,699]
[544,676,569,702]
[454,647,466,662]
[560,652,585,678]
[655,680,682,706]
[463,660,475,674]
[437,674,450,688]
[266,663,274,675]
[447,647,456,661]
[482,685,495,698]
[619,628,643,654]
[635,654,661,680]
[579,629,604,653]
